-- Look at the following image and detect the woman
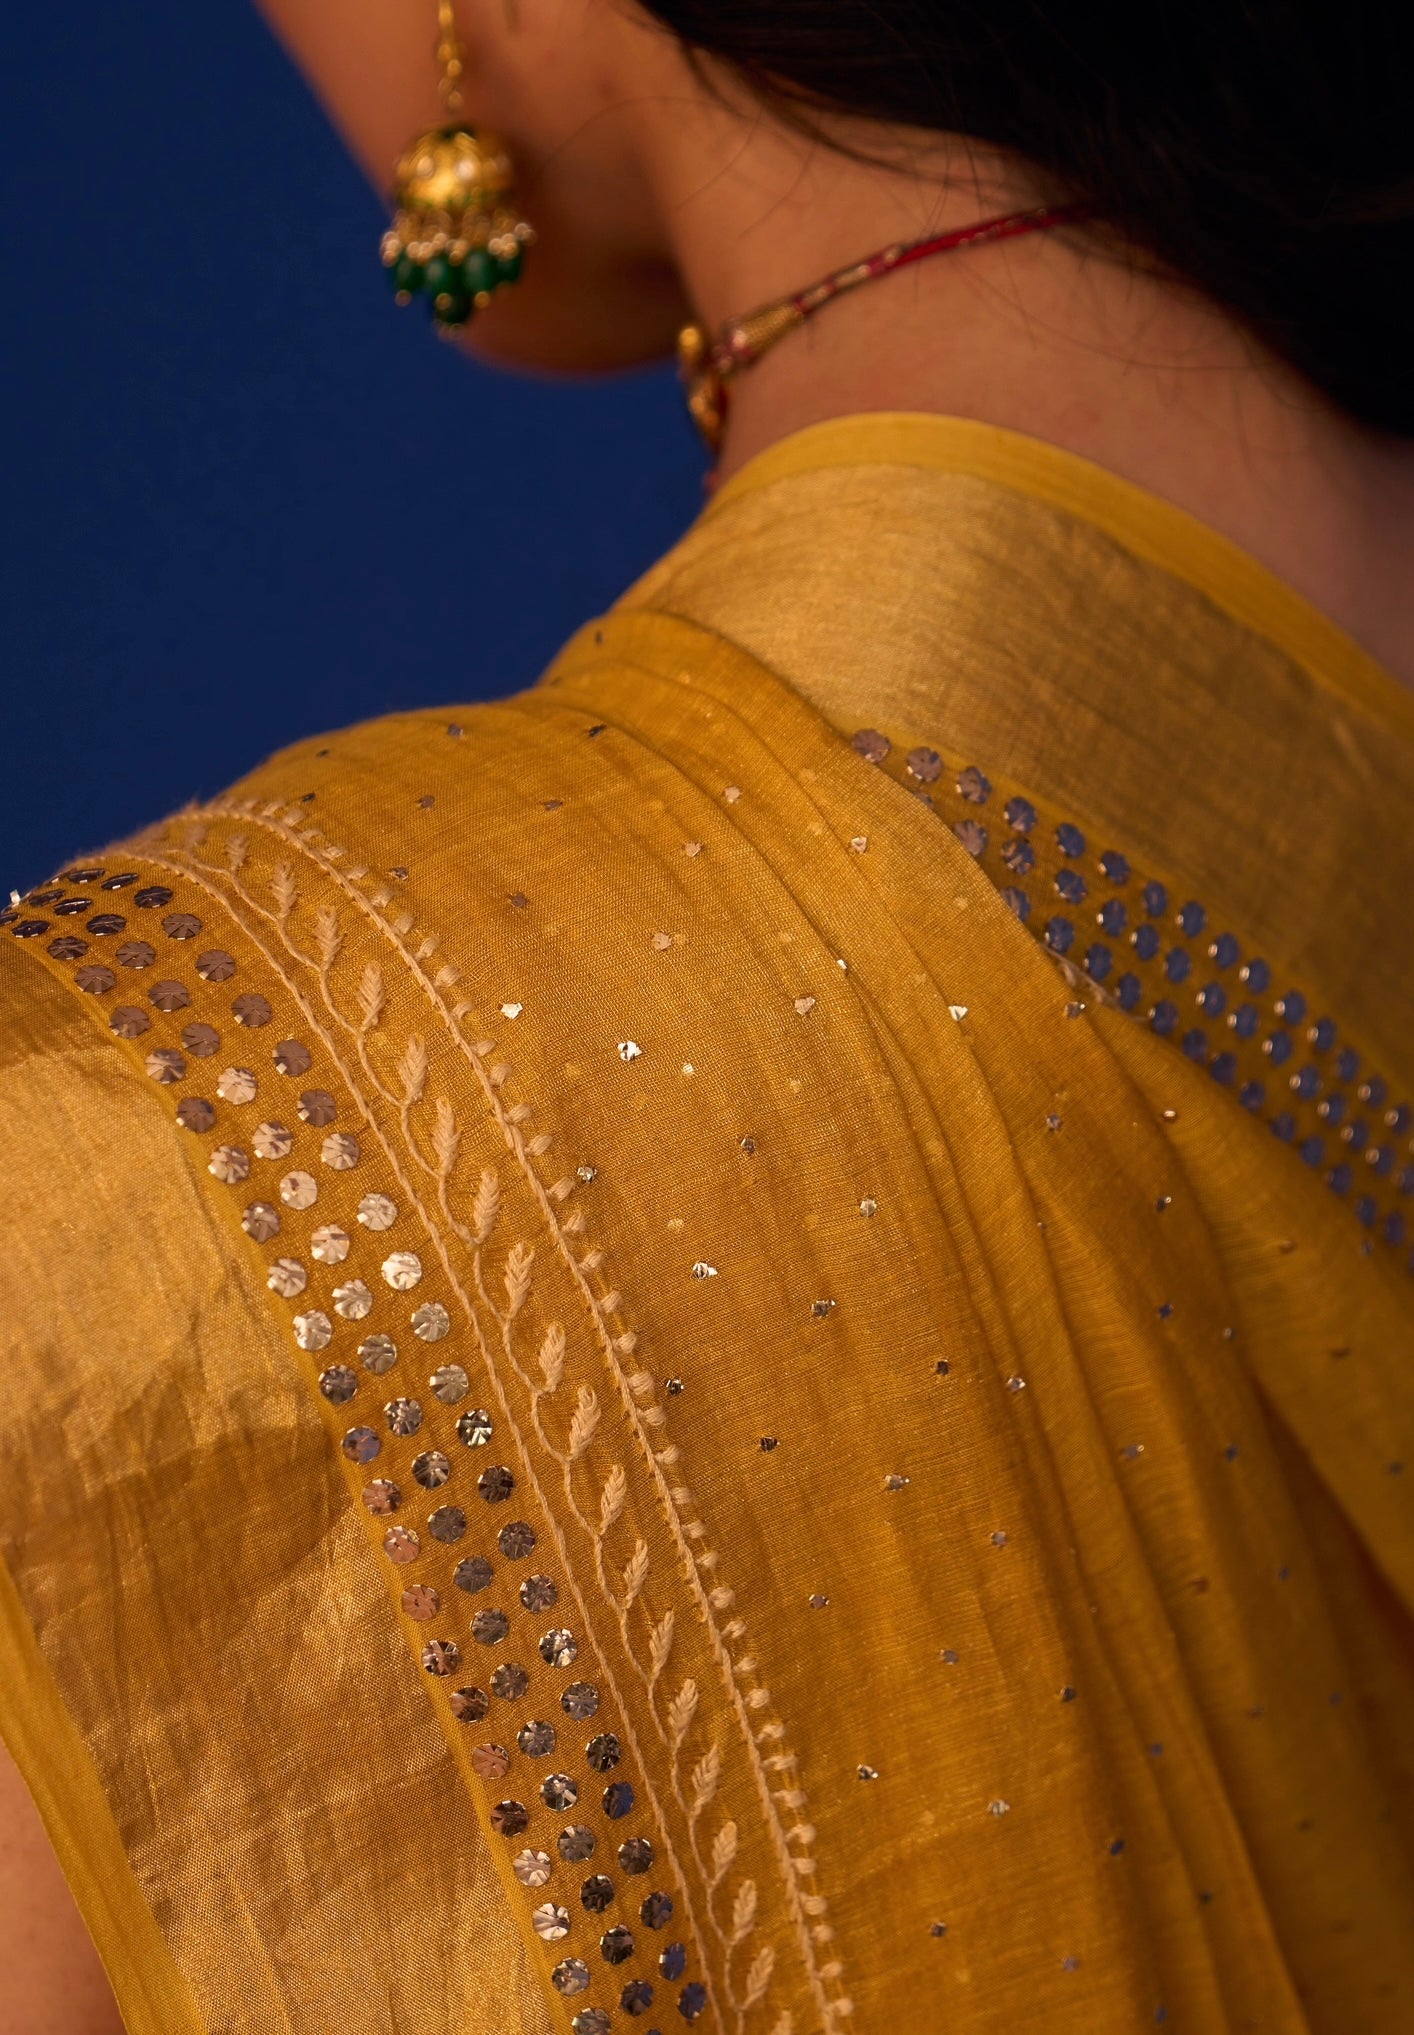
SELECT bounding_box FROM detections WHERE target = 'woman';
[2,2,1411,2030]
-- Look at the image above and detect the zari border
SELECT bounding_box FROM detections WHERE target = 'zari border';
[0,1553,207,2035]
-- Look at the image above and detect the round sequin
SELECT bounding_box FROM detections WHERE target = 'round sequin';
[217,1066,258,1104]
[382,1251,423,1290]
[319,1364,358,1405]
[279,1171,318,1210]
[267,1257,308,1299]
[412,1450,451,1489]
[358,1192,398,1230]
[297,1088,337,1126]
[586,1734,621,1773]
[242,1200,280,1241]
[181,1022,221,1058]
[145,1047,185,1084]
[514,1848,553,1887]
[86,915,127,938]
[573,2011,611,2035]
[449,1685,490,1722]
[601,1925,634,1965]
[541,1628,578,1667]
[491,1799,529,1836]
[428,1504,467,1544]
[333,1280,374,1321]
[412,1301,450,1342]
[430,1364,470,1404]
[458,1408,494,1447]
[384,1526,420,1564]
[562,1682,599,1720]
[195,949,236,982]
[311,1223,350,1263]
[385,1396,423,1437]
[618,1837,653,1875]
[659,1944,687,1981]
[176,1097,216,1134]
[109,1006,150,1039]
[294,1311,334,1352]
[149,980,189,1013]
[360,1333,398,1375]
[273,1039,312,1076]
[471,1742,511,1781]
[116,940,156,969]
[208,1144,250,1184]
[232,993,272,1028]
[74,965,117,995]
[518,1719,557,1757]
[559,1826,595,1863]
[640,1892,673,1928]
[253,1120,293,1160]
[342,1425,380,1461]
[362,1479,400,1514]
[602,1782,634,1819]
[679,1981,707,2020]
[542,1774,579,1810]
[454,1555,494,1593]
[422,1639,461,1676]
[581,1874,614,1913]
[619,1982,654,2018]
[473,1608,511,1646]
[499,1521,536,1559]
[492,1662,531,1701]
[478,1465,514,1504]
[133,886,173,908]
[551,1959,590,1997]
[322,1133,360,1170]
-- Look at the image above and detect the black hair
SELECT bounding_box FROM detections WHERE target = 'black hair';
[641,2,1414,435]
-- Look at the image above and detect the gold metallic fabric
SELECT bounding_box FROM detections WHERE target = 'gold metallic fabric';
[2,414,1411,2034]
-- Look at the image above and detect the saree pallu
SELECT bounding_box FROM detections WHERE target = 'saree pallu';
[1,416,1412,2034]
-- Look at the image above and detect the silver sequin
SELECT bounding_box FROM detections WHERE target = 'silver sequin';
[357,1192,398,1231]
[361,1478,400,1514]
[430,1364,470,1404]
[492,1662,531,1701]
[196,948,236,982]
[412,1301,450,1342]
[145,1047,185,1084]
[359,1333,398,1375]
[542,1773,579,1810]
[148,979,188,1012]
[333,1279,374,1321]
[297,1088,337,1126]
[382,1251,423,1290]
[273,1039,312,1076]
[311,1223,350,1263]
[208,1144,250,1184]
[421,1638,461,1676]
[457,1408,494,1447]
[498,1521,537,1559]
[217,1066,258,1104]
[231,993,272,1028]
[385,1396,423,1436]
[177,1098,216,1133]
[559,1825,595,1862]
[411,1450,452,1489]
[384,1526,421,1564]
[513,1848,553,1887]
[540,1629,578,1668]
[551,1958,590,1997]
[294,1311,334,1352]
[181,1022,220,1058]
[562,1682,599,1720]
[279,1170,318,1210]
[109,1006,150,1039]
[449,1686,490,1722]
[319,1364,358,1405]
[454,1556,495,1593]
[341,1424,380,1461]
[473,1608,511,1646]
[533,1903,571,1941]
[520,1574,558,1612]
[519,1719,557,1757]
[241,1200,280,1241]
[427,1504,467,1544]
[401,1584,440,1621]
[253,1120,294,1160]
[267,1257,308,1299]
[322,1133,359,1170]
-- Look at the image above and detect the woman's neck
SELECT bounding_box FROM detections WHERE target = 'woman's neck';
[646,109,1414,690]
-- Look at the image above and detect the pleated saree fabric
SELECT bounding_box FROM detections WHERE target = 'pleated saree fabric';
[2,416,1411,2035]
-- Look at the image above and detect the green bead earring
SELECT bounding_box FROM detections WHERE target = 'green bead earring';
[379,1,533,332]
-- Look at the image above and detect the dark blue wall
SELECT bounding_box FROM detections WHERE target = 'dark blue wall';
[2,0,705,894]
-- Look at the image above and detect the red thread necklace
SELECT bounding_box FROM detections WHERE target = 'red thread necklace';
[677,203,1092,456]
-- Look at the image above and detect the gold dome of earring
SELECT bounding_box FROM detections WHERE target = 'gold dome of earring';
[379,4,533,331]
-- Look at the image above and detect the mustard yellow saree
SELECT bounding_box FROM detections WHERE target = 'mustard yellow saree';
[2,416,1411,2034]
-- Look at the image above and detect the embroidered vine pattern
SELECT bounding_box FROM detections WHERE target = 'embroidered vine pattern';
[145,797,843,2030]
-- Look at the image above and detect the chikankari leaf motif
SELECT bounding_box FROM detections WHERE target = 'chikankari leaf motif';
[730,1877,758,1946]
[649,1607,675,1680]
[537,1320,565,1393]
[709,1821,738,1887]
[600,1463,627,1536]
[400,1033,428,1105]
[743,1945,776,2009]
[504,1241,534,1317]
[567,1382,600,1461]
[315,904,342,971]
[472,1166,500,1245]
[358,961,385,1031]
[689,1743,722,1817]
[432,1095,460,1174]
[621,1539,649,1610]
[271,862,297,920]
[667,1679,699,1751]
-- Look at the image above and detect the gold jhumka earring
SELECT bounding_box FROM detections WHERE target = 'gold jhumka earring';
[380,0,533,331]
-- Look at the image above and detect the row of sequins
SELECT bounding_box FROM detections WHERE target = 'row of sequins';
[848,731,1414,1268]
[7,865,707,2031]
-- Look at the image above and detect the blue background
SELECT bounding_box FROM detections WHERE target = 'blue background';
[2,0,705,894]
